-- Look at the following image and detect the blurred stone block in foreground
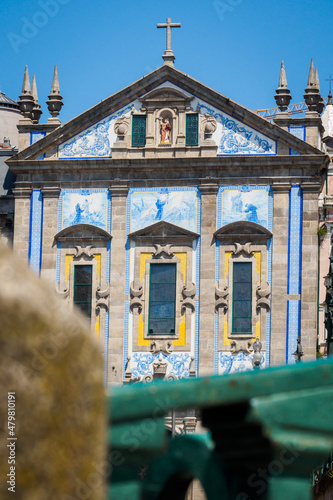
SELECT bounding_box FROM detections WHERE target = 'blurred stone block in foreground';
[0,245,106,500]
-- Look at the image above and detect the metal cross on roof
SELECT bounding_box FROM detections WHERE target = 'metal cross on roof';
[157,17,181,66]
[326,74,333,94]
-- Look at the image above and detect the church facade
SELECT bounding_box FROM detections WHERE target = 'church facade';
[6,44,329,385]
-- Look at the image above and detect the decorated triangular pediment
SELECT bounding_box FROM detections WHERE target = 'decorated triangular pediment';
[54,223,112,243]
[128,220,199,243]
[214,221,272,242]
[8,64,324,164]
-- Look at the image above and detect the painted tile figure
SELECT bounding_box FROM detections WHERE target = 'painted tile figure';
[222,188,268,228]
[62,191,108,230]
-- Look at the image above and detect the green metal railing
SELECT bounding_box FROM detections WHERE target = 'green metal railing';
[107,359,333,499]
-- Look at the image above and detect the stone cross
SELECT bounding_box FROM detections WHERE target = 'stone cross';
[157,17,181,66]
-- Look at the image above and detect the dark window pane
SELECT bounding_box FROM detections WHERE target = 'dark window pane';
[132,115,146,147]
[233,282,252,300]
[149,319,175,335]
[150,283,176,301]
[150,264,176,283]
[233,317,252,334]
[75,265,92,284]
[74,285,92,302]
[232,262,252,334]
[233,300,251,318]
[186,114,198,146]
[150,302,175,319]
[148,263,176,335]
[233,262,251,282]
[74,265,92,319]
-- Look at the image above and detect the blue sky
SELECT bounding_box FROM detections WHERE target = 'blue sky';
[1,0,332,124]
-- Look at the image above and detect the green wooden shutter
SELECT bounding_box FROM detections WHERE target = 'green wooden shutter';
[132,115,146,147]
[186,113,198,146]
[148,263,176,335]
[232,262,252,334]
[74,265,93,319]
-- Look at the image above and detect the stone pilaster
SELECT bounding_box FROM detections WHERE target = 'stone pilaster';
[12,186,32,262]
[40,187,60,284]
[300,183,320,360]
[198,182,218,376]
[108,182,129,385]
[270,183,290,366]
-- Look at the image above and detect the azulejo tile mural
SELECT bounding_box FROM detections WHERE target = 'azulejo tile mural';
[60,189,110,231]
[196,102,276,156]
[220,186,270,228]
[129,187,199,233]
[57,104,134,159]
[130,352,192,379]
[219,351,266,375]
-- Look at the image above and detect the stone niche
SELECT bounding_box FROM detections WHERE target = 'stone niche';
[112,87,218,159]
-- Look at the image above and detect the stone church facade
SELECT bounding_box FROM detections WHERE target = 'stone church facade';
[5,52,329,386]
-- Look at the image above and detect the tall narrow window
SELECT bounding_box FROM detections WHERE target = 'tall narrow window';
[148,263,176,335]
[232,262,252,334]
[186,113,198,146]
[132,115,146,147]
[74,265,92,318]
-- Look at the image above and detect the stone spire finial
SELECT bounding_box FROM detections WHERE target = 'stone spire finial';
[278,60,288,88]
[328,92,333,106]
[18,65,34,120]
[304,59,322,113]
[50,64,60,94]
[274,60,292,112]
[22,65,31,94]
[46,64,63,123]
[156,17,181,67]
[307,58,317,87]
[31,74,42,124]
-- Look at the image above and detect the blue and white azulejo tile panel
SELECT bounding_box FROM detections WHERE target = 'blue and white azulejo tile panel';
[219,351,266,375]
[218,185,271,228]
[28,189,43,275]
[195,101,276,156]
[57,103,136,159]
[59,189,111,231]
[129,187,200,233]
[130,352,192,379]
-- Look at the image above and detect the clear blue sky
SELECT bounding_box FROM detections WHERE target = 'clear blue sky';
[1,0,332,124]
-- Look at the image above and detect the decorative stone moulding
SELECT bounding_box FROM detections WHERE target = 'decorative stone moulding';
[214,221,272,243]
[150,340,173,355]
[73,245,96,259]
[215,283,229,314]
[129,280,144,314]
[201,113,217,139]
[152,243,174,258]
[114,116,130,140]
[181,282,196,314]
[230,339,253,354]
[55,283,69,299]
[233,242,254,256]
[256,282,271,310]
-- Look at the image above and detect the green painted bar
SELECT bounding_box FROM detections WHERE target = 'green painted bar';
[109,359,333,422]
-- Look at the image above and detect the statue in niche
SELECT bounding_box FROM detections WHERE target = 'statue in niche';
[160,118,172,143]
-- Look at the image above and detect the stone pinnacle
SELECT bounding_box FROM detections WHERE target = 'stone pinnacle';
[278,60,288,88]
[22,65,31,94]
